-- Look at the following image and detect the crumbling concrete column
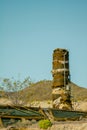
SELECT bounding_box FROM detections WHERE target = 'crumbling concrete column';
[52,48,72,110]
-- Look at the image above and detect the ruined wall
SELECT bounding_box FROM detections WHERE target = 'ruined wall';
[52,48,72,110]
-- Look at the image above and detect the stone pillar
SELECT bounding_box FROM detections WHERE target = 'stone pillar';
[52,48,72,110]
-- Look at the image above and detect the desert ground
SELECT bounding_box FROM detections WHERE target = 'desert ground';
[1,98,87,111]
[0,119,87,130]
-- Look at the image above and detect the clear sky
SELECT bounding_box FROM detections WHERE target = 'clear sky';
[0,0,87,88]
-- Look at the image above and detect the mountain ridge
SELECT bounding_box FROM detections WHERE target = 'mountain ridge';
[20,80,87,102]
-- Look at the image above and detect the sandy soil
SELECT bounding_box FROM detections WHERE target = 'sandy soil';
[0,121,87,130]
[29,100,87,112]
[51,121,87,130]
[0,98,87,112]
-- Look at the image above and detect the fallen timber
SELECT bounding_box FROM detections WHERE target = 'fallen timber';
[0,105,87,126]
[0,105,45,127]
[49,108,87,121]
[0,105,44,120]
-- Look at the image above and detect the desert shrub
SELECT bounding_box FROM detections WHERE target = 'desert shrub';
[47,101,51,104]
[38,119,52,129]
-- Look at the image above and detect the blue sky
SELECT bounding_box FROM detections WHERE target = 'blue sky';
[0,0,87,88]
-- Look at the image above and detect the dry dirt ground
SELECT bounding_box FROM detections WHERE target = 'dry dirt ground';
[29,100,87,112]
[0,121,87,130]
[0,98,87,112]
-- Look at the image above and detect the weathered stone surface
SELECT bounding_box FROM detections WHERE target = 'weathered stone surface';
[52,48,72,110]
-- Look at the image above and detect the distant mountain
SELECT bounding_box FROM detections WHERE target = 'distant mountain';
[20,80,87,102]
[20,80,52,102]
[70,82,87,101]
